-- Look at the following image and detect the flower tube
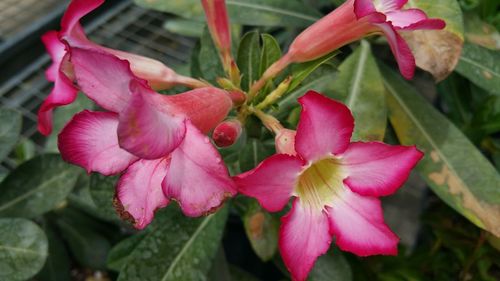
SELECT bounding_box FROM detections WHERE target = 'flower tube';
[251,0,445,95]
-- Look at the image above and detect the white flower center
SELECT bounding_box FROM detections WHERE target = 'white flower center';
[295,157,346,211]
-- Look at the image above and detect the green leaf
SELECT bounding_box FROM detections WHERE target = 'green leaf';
[404,0,464,80]
[199,27,225,84]
[288,51,338,92]
[55,207,112,269]
[309,250,352,281]
[0,154,80,218]
[455,43,500,95]
[243,200,279,261]
[464,13,500,50]
[89,173,120,221]
[0,218,48,281]
[0,107,22,162]
[163,19,204,37]
[238,138,273,172]
[381,64,500,237]
[117,206,229,281]
[37,221,71,281]
[107,231,150,272]
[331,41,386,141]
[277,70,338,116]
[237,31,261,91]
[259,34,282,76]
[135,0,320,27]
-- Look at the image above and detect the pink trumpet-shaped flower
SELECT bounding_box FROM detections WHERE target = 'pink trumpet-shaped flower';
[259,0,445,83]
[58,49,237,229]
[234,91,423,281]
[39,0,205,136]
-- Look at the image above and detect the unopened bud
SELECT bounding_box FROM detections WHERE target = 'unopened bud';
[275,129,296,156]
[228,90,246,107]
[213,120,243,147]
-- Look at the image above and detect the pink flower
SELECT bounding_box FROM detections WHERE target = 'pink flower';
[58,48,237,229]
[234,91,423,281]
[258,0,445,86]
[39,0,205,135]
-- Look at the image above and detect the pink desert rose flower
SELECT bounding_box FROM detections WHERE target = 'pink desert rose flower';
[39,0,204,135]
[58,48,236,229]
[234,91,424,281]
[258,0,445,85]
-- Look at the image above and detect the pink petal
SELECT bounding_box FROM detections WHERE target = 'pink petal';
[234,154,303,212]
[353,0,377,18]
[375,22,415,79]
[41,31,66,82]
[295,91,354,162]
[38,42,78,136]
[280,199,331,281]
[375,0,407,12]
[385,9,426,29]
[58,110,138,175]
[117,81,186,159]
[341,142,423,197]
[162,121,236,217]
[400,18,446,31]
[70,47,137,113]
[115,158,170,229]
[327,186,399,256]
[61,0,103,39]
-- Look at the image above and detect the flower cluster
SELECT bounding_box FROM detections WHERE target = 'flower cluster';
[40,0,442,280]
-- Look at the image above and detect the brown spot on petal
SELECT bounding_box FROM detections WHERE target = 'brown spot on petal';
[403,30,463,82]
[113,196,136,226]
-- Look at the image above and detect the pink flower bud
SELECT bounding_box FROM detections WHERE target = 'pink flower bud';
[275,129,297,156]
[213,120,243,147]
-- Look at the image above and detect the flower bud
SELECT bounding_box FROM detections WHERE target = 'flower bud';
[213,120,243,147]
[275,129,297,156]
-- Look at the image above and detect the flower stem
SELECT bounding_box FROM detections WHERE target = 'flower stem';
[247,54,292,102]
[251,108,284,135]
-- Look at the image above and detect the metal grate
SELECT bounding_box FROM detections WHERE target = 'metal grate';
[0,0,65,40]
[0,0,195,173]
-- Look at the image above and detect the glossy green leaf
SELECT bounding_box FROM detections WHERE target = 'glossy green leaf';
[259,34,282,76]
[107,231,150,272]
[0,107,22,162]
[381,64,500,237]
[288,51,338,92]
[0,154,80,218]
[309,250,352,281]
[243,200,279,261]
[199,27,224,84]
[277,70,338,115]
[0,218,48,281]
[37,221,71,281]
[89,173,120,221]
[229,266,260,281]
[404,0,464,80]
[135,0,320,27]
[455,43,500,95]
[237,31,261,91]
[239,138,273,172]
[55,208,112,269]
[331,41,386,141]
[117,206,229,281]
